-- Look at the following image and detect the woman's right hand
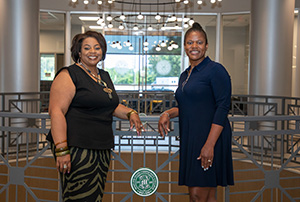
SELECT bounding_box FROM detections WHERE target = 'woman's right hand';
[56,154,71,174]
[56,153,71,174]
[158,112,170,137]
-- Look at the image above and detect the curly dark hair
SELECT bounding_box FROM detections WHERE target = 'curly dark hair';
[184,22,208,45]
[71,30,107,63]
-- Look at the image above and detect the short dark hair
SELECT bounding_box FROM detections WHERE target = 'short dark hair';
[184,22,208,45]
[71,30,107,63]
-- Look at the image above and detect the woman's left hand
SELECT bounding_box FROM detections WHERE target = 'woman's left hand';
[197,143,214,171]
[129,113,144,136]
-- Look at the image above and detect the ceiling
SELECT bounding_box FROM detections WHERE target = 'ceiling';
[40,0,252,13]
[39,0,299,31]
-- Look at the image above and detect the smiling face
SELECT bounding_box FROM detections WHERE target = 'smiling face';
[184,31,208,67]
[79,37,103,68]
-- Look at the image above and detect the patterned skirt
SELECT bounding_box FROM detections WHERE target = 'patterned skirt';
[51,144,111,202]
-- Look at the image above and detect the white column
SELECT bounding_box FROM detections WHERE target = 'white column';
[215,13,223,63]
[64,11,72,66]
[249,0,295,96]
[294,12,300,97]
[0,0,40,92]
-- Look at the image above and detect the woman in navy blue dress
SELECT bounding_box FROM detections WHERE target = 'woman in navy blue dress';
[158,22,234,201]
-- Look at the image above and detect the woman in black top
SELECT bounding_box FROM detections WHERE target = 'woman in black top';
[47,31,143,201]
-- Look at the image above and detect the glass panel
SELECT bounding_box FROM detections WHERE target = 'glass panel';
[104,33,182,91]
[40,12,65,55]
[40,54,55,81]
[147,54,181,92]
[223,14,250,94]
[40,11,65,81]
[187,15,217,61]
[70,13,218,91]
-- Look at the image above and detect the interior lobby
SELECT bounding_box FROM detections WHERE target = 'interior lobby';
[1,0,300,201]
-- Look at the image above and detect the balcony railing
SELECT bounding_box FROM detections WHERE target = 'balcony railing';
[0,111,299,201]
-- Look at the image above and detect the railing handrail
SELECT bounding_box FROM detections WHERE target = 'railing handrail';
[1,111,300,121]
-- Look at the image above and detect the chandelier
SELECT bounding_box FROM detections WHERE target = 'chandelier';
[71,0,223,51]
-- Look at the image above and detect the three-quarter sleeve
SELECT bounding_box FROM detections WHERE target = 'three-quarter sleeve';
[210,64,232,127]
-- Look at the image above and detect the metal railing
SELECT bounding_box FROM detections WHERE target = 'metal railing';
[0,112,300,201]
[2,92,300,116]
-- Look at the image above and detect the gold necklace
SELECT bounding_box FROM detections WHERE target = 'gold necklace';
[79,63,113,99]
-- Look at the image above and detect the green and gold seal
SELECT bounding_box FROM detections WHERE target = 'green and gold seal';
[130,167,159,197]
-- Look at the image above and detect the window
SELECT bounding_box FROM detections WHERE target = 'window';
[40,54,55,81]
[223,14,250,94]
[104,34,182,91]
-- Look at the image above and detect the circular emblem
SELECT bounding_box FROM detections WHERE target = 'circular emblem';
[130,167,159,197]
[156,60,171,75]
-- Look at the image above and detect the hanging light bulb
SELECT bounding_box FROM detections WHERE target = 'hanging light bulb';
[161,40,167,47]
[197,0,203,4]
[155,45,161,52]
[100,22,106,27]
[133,24,139,30]
[129,45,134,51]
[119,23,124,30]
[143,40,149,46]
[183,0,189,4]
[144,46,149,52]
[189,18,194,26]
[97,17,104,25]
[125,40,131,46]
[171,14,177,22]
[120,13,126,20]
[155,13,161,21]
[175,0,181,2]
[83,0,89,4]
[117,44,122,49]
[167,44,173,51]
[183,15,190,22]
[111,41,116,48]
[148,25,153,31]
[184,22,189,28]
[97,0,102,5]
[218,0,222,1]
[108,22,113,28]
[172,42,179,49]
[107,14,113,21]
[72,0,77,2]
[137,13,143,20]
[108,0,113,3]
[210,0,216,3]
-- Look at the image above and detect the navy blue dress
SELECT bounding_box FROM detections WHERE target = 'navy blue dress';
[175,56,234,187]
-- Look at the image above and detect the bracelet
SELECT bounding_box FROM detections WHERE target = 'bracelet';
[55,140,67,147]
[160,112,170,118]
[55,146,69,153]
[55,150,70,157]
[127,109,138,120]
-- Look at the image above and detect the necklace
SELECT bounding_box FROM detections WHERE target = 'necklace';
[182,68,193,92]
[79,63,113,99]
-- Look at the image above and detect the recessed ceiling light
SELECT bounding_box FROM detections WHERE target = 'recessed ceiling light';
[79,16,99,21]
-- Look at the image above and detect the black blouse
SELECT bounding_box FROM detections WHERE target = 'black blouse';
[47,64,119,150]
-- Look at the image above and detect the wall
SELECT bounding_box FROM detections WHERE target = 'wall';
[40,30,64,54]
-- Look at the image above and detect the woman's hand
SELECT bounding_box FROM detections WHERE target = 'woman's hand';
[197,143,214,171]
[56,155,71,174]
[55,143,71,174]
[129,113,144,136]
[158,112,170,137]
[197,124,223,171]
